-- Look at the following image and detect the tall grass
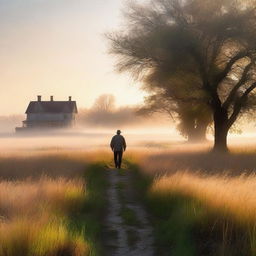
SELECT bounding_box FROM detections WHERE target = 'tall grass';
[0,150,111,256]
[4,145,256,255]
[0,178,87,256]
[152,172,256,223]
[135,148,256,255]
[140,150,256,175]
[0,149,112,180]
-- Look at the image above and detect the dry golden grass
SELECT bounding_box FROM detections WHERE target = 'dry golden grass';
[139,148,256,176]
[136,146,256,222]
[0,150,113,256]
[0,147,144,256]
[152,171,256,223]
[1,143,256,255]
[137,146,256,255]
[0,149,112,180]
[0,177,88,256]
[0,178,84,219]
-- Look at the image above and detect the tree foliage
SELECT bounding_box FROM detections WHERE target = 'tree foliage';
[138,92,212,141]
[107,0,256,151]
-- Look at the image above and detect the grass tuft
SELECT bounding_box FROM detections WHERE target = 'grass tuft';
[0,152,109,256]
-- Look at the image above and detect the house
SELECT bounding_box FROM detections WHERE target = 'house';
[16,96,78,131]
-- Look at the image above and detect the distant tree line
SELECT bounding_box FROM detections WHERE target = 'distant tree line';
[77,94,168,128]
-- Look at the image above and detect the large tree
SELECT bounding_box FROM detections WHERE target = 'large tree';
[108,0,256,151]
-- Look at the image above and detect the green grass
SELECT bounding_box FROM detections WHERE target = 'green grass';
[30,220,87,256]
[68,163,108,256]
[0,151,110,256]
[126,161,253,256]
[0,179,88,256]
[146,191,254,256]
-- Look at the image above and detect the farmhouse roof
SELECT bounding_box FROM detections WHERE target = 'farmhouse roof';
[25,101,78,114]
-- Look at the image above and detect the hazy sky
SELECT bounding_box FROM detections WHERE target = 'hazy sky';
[0,0,146,115]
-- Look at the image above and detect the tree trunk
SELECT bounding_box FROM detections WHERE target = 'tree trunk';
[213,109,229,152]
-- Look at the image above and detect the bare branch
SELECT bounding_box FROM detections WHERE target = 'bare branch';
[222,60,253,109]
[215,51,248,85]
[228,82,256,128]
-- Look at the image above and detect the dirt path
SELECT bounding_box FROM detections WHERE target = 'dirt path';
[103,169,155,256]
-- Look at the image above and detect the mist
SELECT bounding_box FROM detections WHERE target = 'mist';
[0,93,255,152]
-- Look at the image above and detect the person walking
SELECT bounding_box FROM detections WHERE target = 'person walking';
[110,130,126,169]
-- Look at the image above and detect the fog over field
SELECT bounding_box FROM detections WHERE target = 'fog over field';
[1,127,256,153]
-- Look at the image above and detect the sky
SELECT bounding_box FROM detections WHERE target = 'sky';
[0,0,147,115]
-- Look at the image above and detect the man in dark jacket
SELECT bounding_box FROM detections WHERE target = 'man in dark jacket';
[110,130,126,169]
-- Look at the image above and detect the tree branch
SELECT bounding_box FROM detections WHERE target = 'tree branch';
[215,51,248,85]
[227,82,256,128]
[222,61,253,110]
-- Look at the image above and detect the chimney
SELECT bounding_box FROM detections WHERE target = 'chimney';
[37,95,41,102]
[50,96,54,101]
[69,96,72,101]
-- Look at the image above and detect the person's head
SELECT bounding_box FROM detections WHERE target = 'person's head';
[116,130,121,135]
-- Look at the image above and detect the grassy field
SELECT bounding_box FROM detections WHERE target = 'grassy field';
[0,150,111,256]
[0,178,87,256]
[132,147,256,256]
[1,144,256,255]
